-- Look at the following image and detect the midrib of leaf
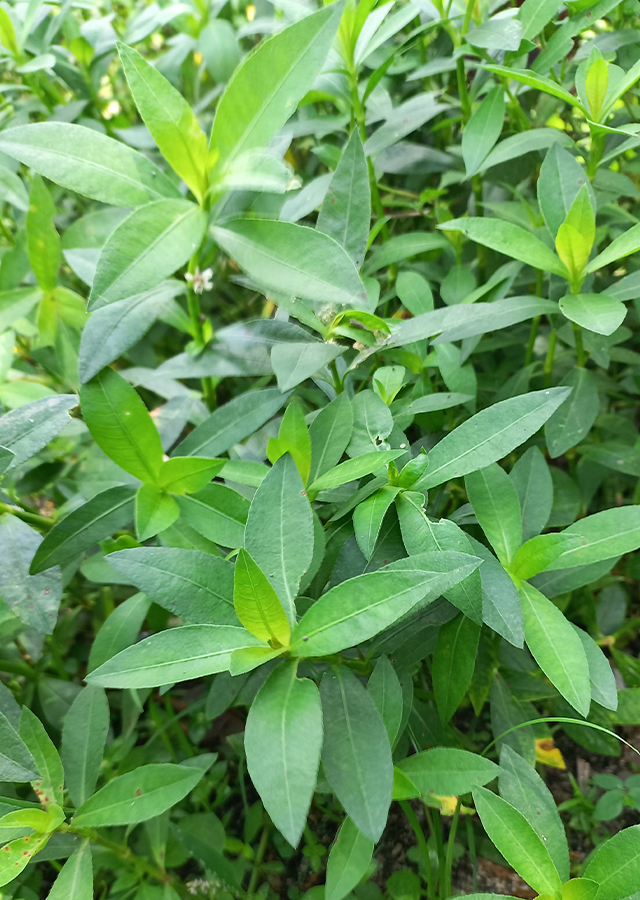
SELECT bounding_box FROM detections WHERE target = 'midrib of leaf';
[526,597,585,711]
[96,205,198,303]
[279,671,296,835]
[78,777,192,819]
[97,632,256,678]
[489,802,556,891]
[594,847,640,890]
[122,559,233,607]
[562,520,640,560]
[4,400,74,447]
[99,376,159,483]
[185,494,245,527]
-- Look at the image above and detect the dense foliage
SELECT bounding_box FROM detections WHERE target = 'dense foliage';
[1,0,640,898]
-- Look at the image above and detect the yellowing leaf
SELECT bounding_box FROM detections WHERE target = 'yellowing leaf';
[535,738,566,769]
[234,549,291,646]
[585,57,609,122]
[555,223,590,289]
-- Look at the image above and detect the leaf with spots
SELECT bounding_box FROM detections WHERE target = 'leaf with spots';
[19,708,64,810]
[0,515,62,634]
[0,832,51,887]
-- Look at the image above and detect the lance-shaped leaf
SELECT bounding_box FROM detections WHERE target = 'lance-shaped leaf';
[584,825,640,900]
[397,748,500,796]
[0,122,180,207]
[308,450,404,494]
[559,293,626,336]
[47,843,93,900]
[415,388,571,490]
[289,551,481,657]
[173,387,288,458]
[432,614,480,723]
[353,485,402,560]
[62,686,109,808]
[367,656,403,746]
[86,625,264,688]
[27,174,61,293]
[439,218,568,277]
[210,4,341,177]
[88,593,152,673]
[462,86,505,177]
[321,667,392,842]
[30,486,136,574]
[108,548,236,625]
[135,485,179,541]
[245,454,313,625]
[0,515,62,633]
[157,456,225,495]
[465,464,522,565]
[519,581,591,716]
[19,708,64,809]
[0,394,77,469]
[177,484,249,549]
[499,744,570,882]
[510,446,553,541]
[473,787,563,898]
[245,664,322,847]
[585,221,640,274]
[510,533,583,580]
[482,64,586,113]
[317,130,370,269]
[79,368,163,484]
[0,711,39,782]
[89,200,207,309]
[573,625,618,711]
[234,549,290,646]
[544,506,640,570]
[0,833,50,887]
[119,44,209,202]
[72,764,203,827]
[267,402,312,486]
[308,393,353,484]
[213,219,368,310]
[325,818,374,900]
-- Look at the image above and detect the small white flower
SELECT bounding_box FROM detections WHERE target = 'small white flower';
[186,267,214,294]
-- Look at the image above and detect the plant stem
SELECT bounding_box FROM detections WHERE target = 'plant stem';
[349,65,389,243]
[431,809,446,899]
[543,328,557,388]
[329,359,344,394]
[525,316,540,366]
[573,322,587,366]
[400,800,433,900]
[466,815,477,893]
[0,502,55,530]
[442,799,461,899]
[247,818,270,894]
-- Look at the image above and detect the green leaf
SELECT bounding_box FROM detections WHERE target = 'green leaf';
[89,200,207,309]
[473,787,562,898]
[510,446,553,542]
[177,484,250,548]
[538,145,592,238]
[321,667,392,842]
[563,880,599,900]
[396,271,433,316]
[586,222,640,273]
[364,233,450,275]
[19,708,64,809]
[118,44,208,202]
[210,4,341,179]
[0,515,62,633]
[325,818,374,900]
[499,745,570,882]
[308,393,353,484]
[245,455,313,625]
[290,551,481,657]
[0,8,18,55]
[511,534,583,580]
[78,282,186,384]
[267,402,312,485]
[157,456,224,495]
[397,748,500,796]
[555,225,590,287]
[0,833,50,887]
[462,86,505,177]
[230,645,284,676]
[135,485,179,541]
[432,296,558,345]
[585,56,609,121]
[86,625,263,688]
[518,581,591,716]
[213,219,367,310]
[439,218,567,276]
[353,485,402,560]
[573,626,618,711]
[88,592,152,673]
[245,664,322,847]
[62,686,109,808]
[72,764,203,827]
[584,826,640,900]
[309,450,404,494]
[482,64,586,113]
[317,130,370,269]
[26,175,61,294]
[80,368,163,483]
[173,388,288,458]
[518,0,563,41]
[545,506,640,570]
[0,123,180,207]
[47,843,93,900]
[271,340,345,392]
[107,548,236,626]
[467,537,524,647]
[465,464,522,565]
[559,292,626,336]
[234,549,290,646]
[0,394,77,469]
[544,367,598,459]
[480,128,573,174]
[0,710,39,782]
[30,486,136,575]
[367,656,403,746]
[415,388,571,490]
[432,614,480,723]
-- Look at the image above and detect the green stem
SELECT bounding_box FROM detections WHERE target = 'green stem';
[0,502,55,530]
[442,800,461,899]
[573,322,587,367]
[247,818,270,894]
[400,800,433,900]
[432,809,446,899]
[587,130,605,181]
[525,316,540,366]
[543,328,557,388]
[466,815,477,893]
[329,359,344,394]
[349,65,389,243]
